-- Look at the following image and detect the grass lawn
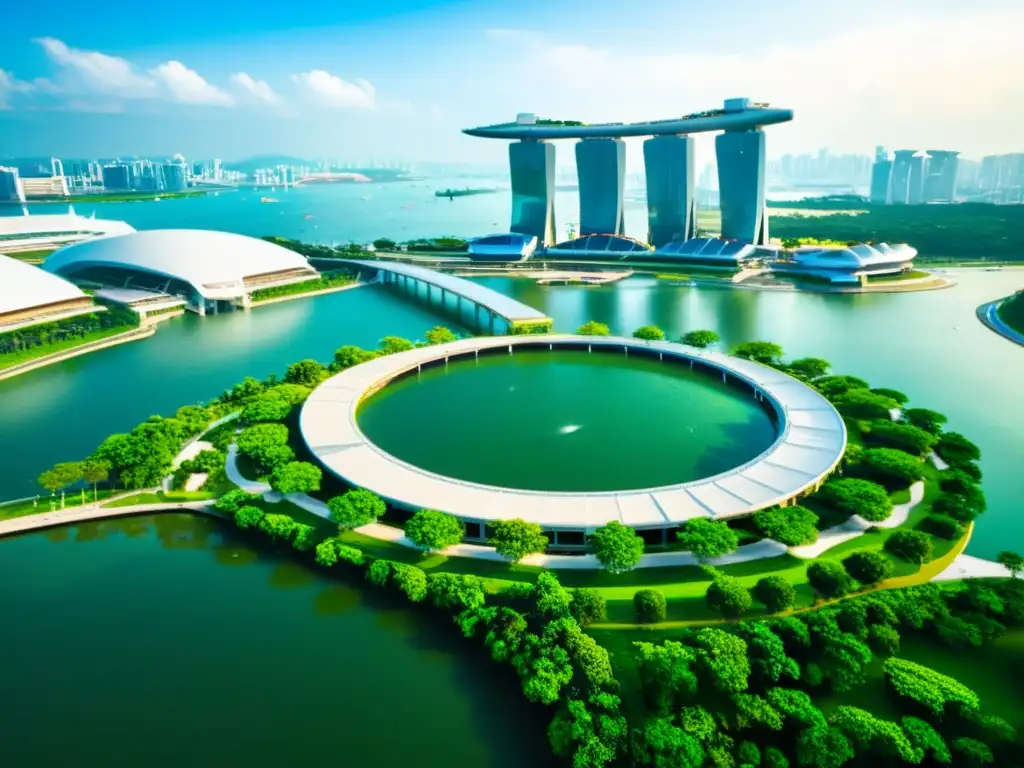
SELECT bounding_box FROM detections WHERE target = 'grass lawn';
[1,489,119,521]
[0,325,138,371]
[3,249,55,262]
[102,490,216,508]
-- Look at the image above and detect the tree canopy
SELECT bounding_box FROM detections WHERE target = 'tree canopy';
[884,530,933,564]
[867,421,937,456]
[818,478,894,522]
[424,326,458,345]
[633,325,665,341]
[489,518,549,562]
[705,573,753,619]
[753,575,797,614]
[283,359,329,387]
[807,561,854,598]
[858,448,925,488]
[732,341,784,366]
[590,521,645,574]
[753,506,819,546]
[785,357,831,381]
[328,489,386,530]
[268,461,322,494]
[405,509,464,552]
[677,518,739,562]
[681,329,719,348]
[577,320,611,336]
[843,551,895,586]
[902,407,948,435]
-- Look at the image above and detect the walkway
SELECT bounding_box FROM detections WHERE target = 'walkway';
[225,444,271,494]
[789,480,925,559]
[933,554,1018,582]
[977,298,1024,347]
[0,499,213,539]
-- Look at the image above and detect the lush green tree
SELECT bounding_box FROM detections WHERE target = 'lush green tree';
[283,359,328,387]
[813,375,870,400]
[997,551,1024,578]
[691,627,750,693]
[234,505,265,529]
[732,340,784,366]
[867,420,938,456]
[868,624,901,656]
[762,747,790,768]
[953,737,994,767]
[795,726,854,768]
[174,405,211,435]
[38,462,83,502]
[328,488,386,530]
[214,489,262,516]
[938,468,979,496]
[901,717,950,764]
[262,383,312,405]
[571,588,606,626]
[424,325,458,345]
[93,418,187,489]
[677,519,739,562]
[258,513,298,541]
[766,688,826,730]
[291,523,317,551]
[807,561,854,598]
[681,329,719,348]
[366,559,394,587]
[225,376,265,401]
[634,717,704,768]
[236,423,294,475]
[753,575,797,613]
[954,460,983,482]
[753,505,819,546]
[590,521,644,573]
[859,448,925,488]
[489,518,548,562]
[378,336,415,355]
[576,320,611,336]
[836,389,900,421]
[818,478,894,522]
[830,706,920,763]
[634,589,667,624]
[240,396,293,424]
[372,237,397,251]
[634,640,698,714]
[883,658,980,715]
[785,357,831,381]
[391,563,428,602]
[535,572,574,619]
[405,509,464,552]
[902,407,948,435]
[268,461,321,494]
[633,325,665,341]
[548,699,619,768]
[843,551,895,586]
[736,741,761,766]
[932,487,987,522]
[885,530,933,564]
[332,344,376,371]
[705,574,753,619]
[870,387,908,405]
[80,459,110,501]
[935,431,981,465]
[426,572,486,611]
[922,514,964,540]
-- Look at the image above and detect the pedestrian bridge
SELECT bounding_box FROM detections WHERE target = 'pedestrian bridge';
[337,259,552,334]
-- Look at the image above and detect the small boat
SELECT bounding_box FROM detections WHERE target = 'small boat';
[260,197,279,203]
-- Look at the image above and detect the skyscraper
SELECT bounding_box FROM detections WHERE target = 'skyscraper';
[162,163,188,192]
[575,138,625,235]
[508,141,556,246]
[869,148,893,204]
[643,135,696,247]
[908,154,927,205]
[102,165,131,191]
[889,150,917,205]
[924,151,960,203]
[716,130,769,245]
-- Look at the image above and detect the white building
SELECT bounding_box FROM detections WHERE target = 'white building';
[771,243,918,285]
[0,207,136,255]
[0,253,98,331]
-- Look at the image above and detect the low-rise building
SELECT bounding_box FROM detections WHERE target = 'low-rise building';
[0,208,136,255]
[770,243,918,284]
[0,254,98,332]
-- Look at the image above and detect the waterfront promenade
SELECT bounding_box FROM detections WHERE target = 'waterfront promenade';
[0,498,213,539]
[977,298,1024,347]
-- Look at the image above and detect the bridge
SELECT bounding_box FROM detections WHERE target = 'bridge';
[336,259,552,334]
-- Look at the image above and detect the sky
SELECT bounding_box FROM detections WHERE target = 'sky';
[1,0,1023,165]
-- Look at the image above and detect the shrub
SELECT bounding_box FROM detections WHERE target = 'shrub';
[571,588,606,626]
[391,563,428,602]
[807,561,854,599]
[868,624,901,655]
[405,509,464,552]
[366,559,393,587]
[426,572,486,611]
[921,514,964,541]
[870,387,908,405]
[234,505,265,530]
[590,520,645,573]
[681,329,719,348]
[489,518,548,562]
[859,448,925,488]
[236,423,293,475]
[634,589,667,624]
[814,375,870,400]
[240,397,292,425]
[952,460,982,482]
[842,551,895,586]
[269,461,322,494]
[883,658,980,715]
[705,574,753,619]
[752,506,819,546]
[938,469,977,496]
[785,357,831,381]
[935,432,981,465]
[866,421,937,456]
[677,518,739,561]
[818,478,894,522]
[732,341,784,366]
[902,408,947,435]
[753,575,796,614]
[214,488,262,516]
[836,389,899,421]
[576,320,610,336]
[932,487,986,523]
[328,489,387,530]
[292,524,317,551]
[424,325,458,345]
[885,530,933,564]
[633,325,665,341]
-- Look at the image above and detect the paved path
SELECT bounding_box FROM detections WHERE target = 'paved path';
[977,299,1024,347]
[933,554,1018,582]
[789,480,925,559]
[225,445,272,494]
[0,499,213,539]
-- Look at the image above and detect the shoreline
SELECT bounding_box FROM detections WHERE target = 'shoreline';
[976,298,1024,347]
[0,324,156,382]
[249,280,365,307]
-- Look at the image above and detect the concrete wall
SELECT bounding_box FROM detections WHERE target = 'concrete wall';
[575,138,626,236]
[716,130,769,245]
[643,135,696,247]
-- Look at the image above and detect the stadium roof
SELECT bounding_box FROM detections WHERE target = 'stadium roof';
[44,229,317,300]
[0,254,88,316]
[789,243,917,269]
[0,208,135,239]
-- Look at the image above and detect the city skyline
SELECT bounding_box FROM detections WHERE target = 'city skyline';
[2,0,1024,160]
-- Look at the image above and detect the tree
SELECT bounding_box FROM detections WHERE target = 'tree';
[705,574,753,619]
[996,551,1023,579]
[922,514,964,540]
[681,329,719,348]
[677,518,739,562]
[225,375,264,401]
[328,488,386,530]
[634,589,667,623]
[732,341,784,366]
[571,589,606,626]
[240,396,292,425]
[902,408,947,435]
[883,658,980,715]
[489,518,548,562]
[814,375,870,400]
[796,726,854,768]
[424,325,457,345]
[859,448,925,488]
[868,624,901,656]
[932,487,986,522]
[80,459,110,501]
[807,561,853,599]
[885,530,933,564]
[534,572,573,619]
[372,237,397,251]
[426,572,486,611]
[577,320,611,336]
[866,421,937,456]
[259,513,298,541]
[236,423,293,475]
[292,524,317,551]
[818,478,894,522]
[938,469,978,495]
[38,462,83,506]
[234,505,265,529]
[843,551,894,586]
[753,506,819,546]
[935,432,981,465]
[633,325,665,341]
[786,357,831,381]
[590,521,644,573]
[268,461,321,494]
[214,488,262,516]
[753,575,797,613]
[262,383,311,405]
[870,387,909,405]
[835,389,899,421]
[391,563,428,602]
[691,627,750,693]
[634,718,704,768]
[405,509,464,552]
[901,717,951,765]
[952,738,994,767]
[332,344,376,371]
[175,405,211,435]
[284,359,328,387]
[378,336,415,355]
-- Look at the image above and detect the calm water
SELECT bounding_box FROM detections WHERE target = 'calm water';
[358,348,776,492]
[0,515,554,767]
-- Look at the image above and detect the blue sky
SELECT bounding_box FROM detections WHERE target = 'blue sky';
[2,0,1023,164]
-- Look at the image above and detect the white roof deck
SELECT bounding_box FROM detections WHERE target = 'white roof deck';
[301,335,847,530]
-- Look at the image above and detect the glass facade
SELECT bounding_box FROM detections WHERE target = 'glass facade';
[869,160,893,203]
[643,135,696,248]
[575,138,625,235]
[509,141,556,246]
[890,150,916,204]
[716,130,769,245]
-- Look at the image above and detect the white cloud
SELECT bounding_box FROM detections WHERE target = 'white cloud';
[35,37,156,96]
[0,68,36,109]
[150,61,233,106]
[291,69,375,109]
[230,72,279,105]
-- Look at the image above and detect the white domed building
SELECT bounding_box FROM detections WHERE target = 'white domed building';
[0,254,96,331]
[44,229,321,315]
[771,243,918,285]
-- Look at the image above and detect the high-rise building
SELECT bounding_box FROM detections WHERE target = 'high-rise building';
[508,141,556,246]
[716,129,769,245]
[643,135,696,247]
[924,151,960,203]
[889,150,917,204]
[575,138,625,235]
[102,165,131,191]
[0,166,26,203]
[908,154,928,205]
[869,149,893,204]
[213,158,222,182]
[162,163,188,192]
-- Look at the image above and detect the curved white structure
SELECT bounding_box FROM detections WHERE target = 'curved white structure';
[0,207,135,255]
[301,335,847,535]
[773,243,918,284]
[0,253,95,330]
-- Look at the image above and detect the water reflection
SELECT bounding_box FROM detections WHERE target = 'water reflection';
[312,584,362,616]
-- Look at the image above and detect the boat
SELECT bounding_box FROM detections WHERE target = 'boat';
[261,197,279,203]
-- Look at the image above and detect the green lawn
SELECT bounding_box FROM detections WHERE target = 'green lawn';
[102,490,216,508]
[0,489,119,521]
[0,325,140,371]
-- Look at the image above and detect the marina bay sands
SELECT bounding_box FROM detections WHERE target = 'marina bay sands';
[463,97,794,248]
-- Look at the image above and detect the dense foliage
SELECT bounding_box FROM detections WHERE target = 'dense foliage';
[405,509,464,552]
[0,300,139,360]
[590,521,645,573]
[680,329,719,348]
[677,518,740,561]
[632,325,665,341]
[753,505,819,546]
[489,518,549,562]
[576,320,611,336]
[818,478,895,522]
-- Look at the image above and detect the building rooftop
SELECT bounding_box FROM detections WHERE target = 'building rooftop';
[0,254,89,317]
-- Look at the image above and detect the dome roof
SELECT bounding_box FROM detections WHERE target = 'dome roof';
[0,254,87,316]
[43,229,315,300]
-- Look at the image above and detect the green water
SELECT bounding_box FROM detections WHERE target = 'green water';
[358,349,777,491]
[0,515,556,767]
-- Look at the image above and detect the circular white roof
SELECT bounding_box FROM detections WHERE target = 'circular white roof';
[301,335,848,530]
[43,229,314,300]
[0,254,87,316]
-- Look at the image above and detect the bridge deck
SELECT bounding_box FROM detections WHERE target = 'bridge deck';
[339,259,549,323]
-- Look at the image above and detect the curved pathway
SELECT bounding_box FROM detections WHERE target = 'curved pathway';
[977,298,1024,347]
[934,554,1017,582]
[0,499,213,539]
